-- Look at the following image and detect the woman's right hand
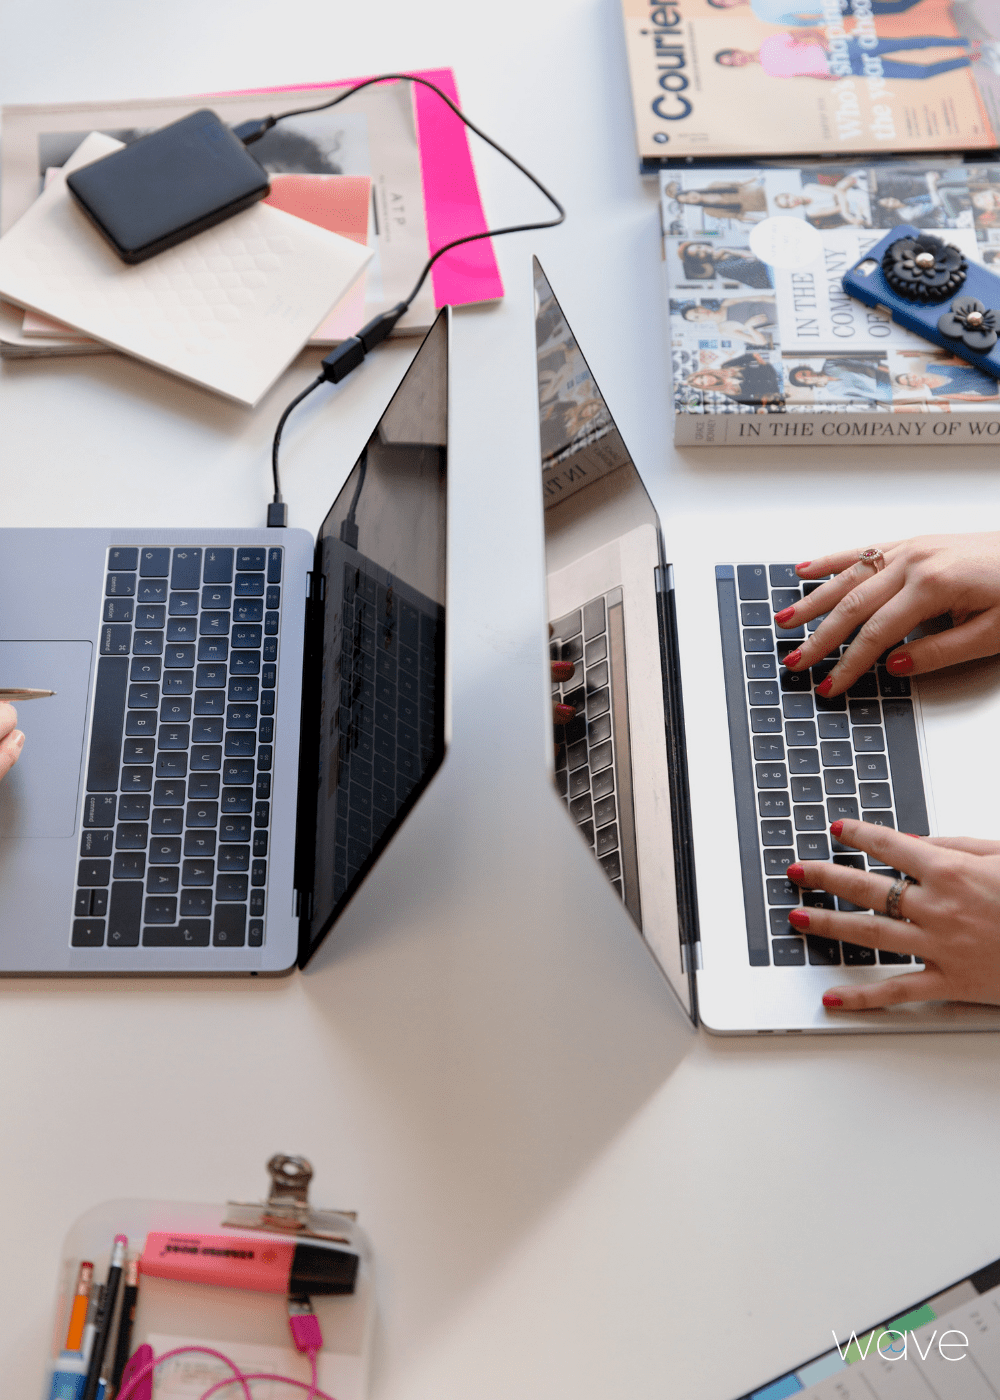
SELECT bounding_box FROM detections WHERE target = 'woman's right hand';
[778,532,1000,697]
[0,703,24,783]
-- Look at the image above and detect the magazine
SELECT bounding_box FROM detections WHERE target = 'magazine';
[663,160,1000,444]
[0,71,501,356]
[623,0,1000,168]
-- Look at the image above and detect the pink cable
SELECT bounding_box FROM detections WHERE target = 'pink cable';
[115,1343,337,1400]
[115,1345,253,1400]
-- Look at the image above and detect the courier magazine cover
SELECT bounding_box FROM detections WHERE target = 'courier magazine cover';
[623,0,1000,165]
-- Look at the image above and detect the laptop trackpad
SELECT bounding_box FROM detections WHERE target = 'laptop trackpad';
[0,641,93,839]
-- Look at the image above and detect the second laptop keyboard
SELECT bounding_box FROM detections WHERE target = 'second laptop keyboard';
[716,562,929,970]
[73,544,283,952]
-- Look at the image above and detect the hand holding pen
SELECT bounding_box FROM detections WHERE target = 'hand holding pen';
[0,702,24,784]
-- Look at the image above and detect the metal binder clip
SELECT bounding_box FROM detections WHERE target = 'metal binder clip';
[222,1154,358,1244]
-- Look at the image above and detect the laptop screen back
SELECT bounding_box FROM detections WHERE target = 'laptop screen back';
[297,311,448,966]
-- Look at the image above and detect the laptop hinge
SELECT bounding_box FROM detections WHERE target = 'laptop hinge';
[306,570,326,603]
[295,890,313,920]
[654,564,675,593]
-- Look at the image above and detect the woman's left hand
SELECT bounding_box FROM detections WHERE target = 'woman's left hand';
[785,819,1000,1010]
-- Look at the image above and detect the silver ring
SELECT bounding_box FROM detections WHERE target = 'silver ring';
[859,547,886,573]
[885,875,917,921]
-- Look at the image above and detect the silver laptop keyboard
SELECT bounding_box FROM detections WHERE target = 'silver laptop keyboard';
[551,589,642,926]
[73,545,283,951]
[716,563,929,969]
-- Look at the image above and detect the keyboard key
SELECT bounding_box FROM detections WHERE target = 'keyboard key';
[254,801,269,828]
[158,724,189,750]
[194,691,226,717]
[217,874,248,901]
[186,802,219,828]
[234,599,264,624]
[182,859,215,886]
[153,779,185,807]
[188,773,220,799]
[228,677,258,702]
[201,612,230,638]
[860,783,892,808]
[130,658,160,683]
[756,764,786,789]
[790,776,822,803]
[770,565,799,588]
[214,905,247,945]
[103,596,134,624]
[134,604,165,629]
[171,548,202,590]
[267,547,282,583]
[784,721,816,747]
[221,787,254,814]
[224,759,255,785]
[803,891,835,909]
[160,698,191,722]
[196,663,226,688]
[235,573,265,597]
[151,809,184,835]
[849,701,880,725]
[225,732,256,758]
[106,572,136,598]
[746,656,777,680]
[750,709,782,734]
[168,592,199,616]
[203,548,234,584]
[113,852,146,880]
[124,712,156,738]
[229,650,260,675]
[100,624,132,657]
[166,618,197,644]
[818,713,849,739]
[202,585,232,610]
[824,770,856,796]
[149,837,181,864]
[221,816,252,842]
[116,822,148,850]
[815,692,846,712]
[753,735,784,761]
[843,942,877,965]
[128,683,158,709]
[164,645,195,669]
[761,819,793,846]
[806,935,841,966]
[853,727,885,753]
[797,833,829,860]
[596,824,618,858]
[820,741,852,767]
[763,848,795,876]
[878,667,911,698]
[856,755,889,781]
[237,548,266,572]
[162,671,193,696]
[139,548,169,576]
[78,859,111,886]
[109,548,139,571]
[758,792,790,817]
[253,831,268,857]
[788,748,820,775]
[743,629,773,653]
[772,937,805,966]
[748,681,779,706]
[218,845,250,872]
[793,805,826,832]
[72,920,105,947]
[226,705,257,730]
[741,604,770,628]
[198,638,229,663]
[249,920,264,946]
[766,878,798,906]
[107,882,142,946]
[781,693,813,719]
[184,830,217,857]
[144,897,177,924]
[779,667,809,691]
[143,920,211,946]
[737,565,768,600]
[136,580,168,603]
[827,797,860,823]
[121,765,153,792]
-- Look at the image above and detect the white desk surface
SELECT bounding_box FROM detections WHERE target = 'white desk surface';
[3,3,1000,1397]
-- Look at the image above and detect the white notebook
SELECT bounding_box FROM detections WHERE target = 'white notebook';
[0,131,372,405]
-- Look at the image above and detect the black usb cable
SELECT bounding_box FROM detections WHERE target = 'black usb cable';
[240,73,565,526]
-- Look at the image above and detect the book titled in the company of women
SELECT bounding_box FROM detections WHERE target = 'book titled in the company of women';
[664,159,1000,446]
[623,0,1000,168]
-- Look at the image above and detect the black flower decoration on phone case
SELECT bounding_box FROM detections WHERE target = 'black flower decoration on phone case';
[937,296,999,352]
[881,235,967,302]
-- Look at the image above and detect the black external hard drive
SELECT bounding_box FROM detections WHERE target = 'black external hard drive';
[66,109,271,264]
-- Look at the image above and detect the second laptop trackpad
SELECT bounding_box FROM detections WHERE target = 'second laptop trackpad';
[0,641,93,839]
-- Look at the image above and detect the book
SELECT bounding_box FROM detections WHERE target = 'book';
[663,159,1000,445]
[622,0,1000,170]
[0,131,373,407]
[0,70,502,357]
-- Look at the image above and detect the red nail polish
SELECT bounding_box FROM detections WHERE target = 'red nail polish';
[774,607,795,626]
[551,661,575,679]
[829,820,844,838]
[796,561,812,572]
[822,995,844,1008]
[887,653,913,676]
[786,863,805,881]
[783,649,802,668]
[906,832,923,839]
[554,704,575,722]
[816,676,833,696]
[788,909,810,930]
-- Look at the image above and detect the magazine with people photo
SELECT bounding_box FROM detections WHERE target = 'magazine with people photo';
[623,0,1000,167]
[664,160,1000,443]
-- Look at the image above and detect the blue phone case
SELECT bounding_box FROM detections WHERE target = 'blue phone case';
[841,223,1000,381]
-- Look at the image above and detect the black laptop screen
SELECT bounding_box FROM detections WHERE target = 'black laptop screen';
[297,312,448,965]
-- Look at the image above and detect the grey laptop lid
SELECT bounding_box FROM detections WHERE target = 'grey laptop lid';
[535,260,699,1020]
[295,309,449,968]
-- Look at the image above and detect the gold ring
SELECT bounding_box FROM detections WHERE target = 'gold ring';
[859,547,886,573]
[885,875,916,921]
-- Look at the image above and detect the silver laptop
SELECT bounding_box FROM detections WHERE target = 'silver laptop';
[536,261,1000,1034]
[0,310,448,975]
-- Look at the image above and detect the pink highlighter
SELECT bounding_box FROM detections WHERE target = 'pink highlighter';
[140,1232,358,1295]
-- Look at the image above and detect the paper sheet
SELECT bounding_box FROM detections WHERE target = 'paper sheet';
[147,1333,365,1400]
[0,131,372,404]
